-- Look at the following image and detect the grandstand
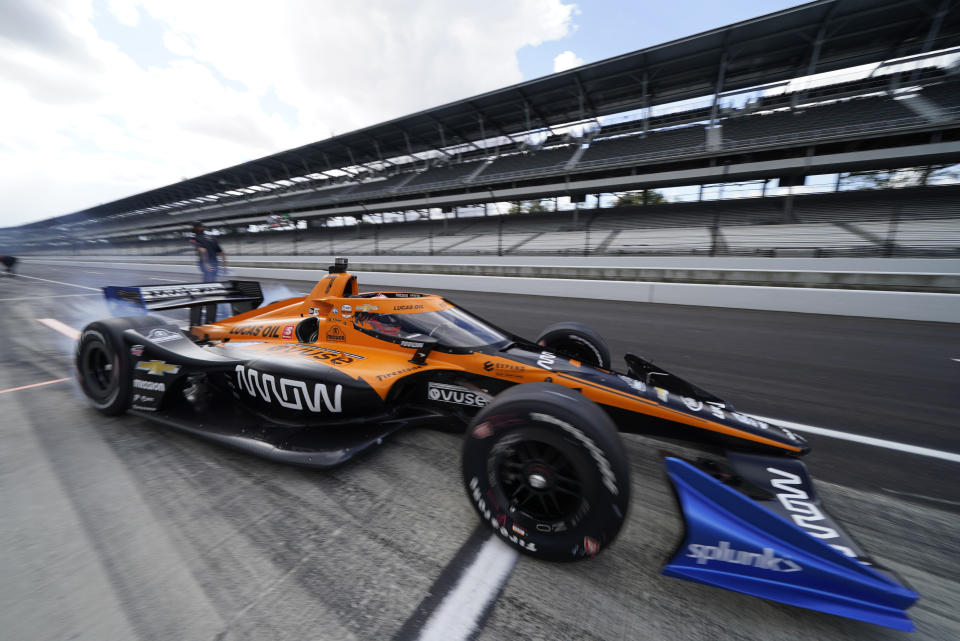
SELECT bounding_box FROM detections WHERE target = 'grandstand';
[4,0,960,259]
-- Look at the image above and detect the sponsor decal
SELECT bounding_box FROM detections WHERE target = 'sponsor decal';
[129,344,144,357]
[531,412,618,496]
[308,307,319,316]
[340,304,353,319]
[234,364,342,413]
[401,340,426,349]
[618,375,646,393]
[281,325,294,340]
[536,351,557,371]
[130,393,158,411]
[375,365,420,381]
[682,396,703,412]
[687,541,802,572]
[228,323,285,338]
[133,379,165,392]
[780,426,801,442]
[140,284,226,301]
[395,304,425,311]
[583,537,601,557]
[427,382,488,407]
[766,467,858,559]
[469,476,537,552]
[136,360,181,376]
[331,307,339,315]
[707,403,725,419]
[355,304,378,312]
[266,344,363,365]
[654,387,669,402]
[322,274,336,294]
[732,412,769,430]
[326,326,346,343]
[146,328,182,344]
[471,422,493,439]
[482,360,525,378]
[511,524,527,537]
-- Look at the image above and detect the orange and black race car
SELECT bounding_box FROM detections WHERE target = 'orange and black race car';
[77,258,917,631]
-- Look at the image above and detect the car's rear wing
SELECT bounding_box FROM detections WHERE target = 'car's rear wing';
[103,280,263,325]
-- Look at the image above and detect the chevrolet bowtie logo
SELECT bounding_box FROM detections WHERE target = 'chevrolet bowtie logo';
[136,360,181,376]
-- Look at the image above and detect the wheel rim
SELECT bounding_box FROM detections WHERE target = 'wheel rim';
[497,439,584,522]
[81,342,117,401]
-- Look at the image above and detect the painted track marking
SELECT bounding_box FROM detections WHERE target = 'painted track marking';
[754,414,960,464]
[37,318,82,340]
[0,378,71,395]
[0,293,99,302]
[415,535,518,641]
[12,274,100,291]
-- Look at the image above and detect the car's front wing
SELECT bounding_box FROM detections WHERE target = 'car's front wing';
[662,455,918,631]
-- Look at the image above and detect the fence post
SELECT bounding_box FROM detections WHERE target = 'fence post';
[584,213,591,256]
[497,217,504,256]
[885,203,900,257]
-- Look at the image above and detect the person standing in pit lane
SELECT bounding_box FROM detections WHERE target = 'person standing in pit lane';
[1,255,17,276]
[190,222,226,283]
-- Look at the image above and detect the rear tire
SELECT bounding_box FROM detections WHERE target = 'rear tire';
[536,322,611,369]
[75,315,170,415]
[462,383,630,561]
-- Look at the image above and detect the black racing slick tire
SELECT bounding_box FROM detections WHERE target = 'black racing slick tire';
[462,383,630,561]
[536,322,611,369]
[75,315,169,415]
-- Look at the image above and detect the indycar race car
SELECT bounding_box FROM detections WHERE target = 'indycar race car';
[76,258,917,631]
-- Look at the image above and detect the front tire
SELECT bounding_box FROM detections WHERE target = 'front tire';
[462,383,630,561]
[536,322,611,369]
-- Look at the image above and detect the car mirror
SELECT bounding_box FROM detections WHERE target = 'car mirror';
[400,334,438,365]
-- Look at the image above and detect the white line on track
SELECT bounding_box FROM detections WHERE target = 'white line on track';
[12,274,100,291]
[0,293,99,302]
[84,271,104,274]
[148,277,186,282]
[37,318,81,340]
[0,378,71,395]
[416,536,518,641]
[753,414,960,464]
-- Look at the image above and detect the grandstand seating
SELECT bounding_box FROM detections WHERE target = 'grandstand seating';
[578,126,706,167]
[476,146,577,181]
[722,95,917,143]
[402,161,484,189]
[918,80,960,110]
[44,185,959,259]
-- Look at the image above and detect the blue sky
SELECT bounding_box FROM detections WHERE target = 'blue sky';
[517,0,808,79]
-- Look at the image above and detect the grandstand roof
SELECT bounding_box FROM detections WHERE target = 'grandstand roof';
[40,0,960,228]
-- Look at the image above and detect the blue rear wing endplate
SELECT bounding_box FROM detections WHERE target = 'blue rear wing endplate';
[662,457,917,631]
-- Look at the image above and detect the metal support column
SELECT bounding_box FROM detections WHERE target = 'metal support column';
[708,49,728,126]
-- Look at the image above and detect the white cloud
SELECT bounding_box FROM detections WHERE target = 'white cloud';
[553,50,584,73]
[0,0,577,227]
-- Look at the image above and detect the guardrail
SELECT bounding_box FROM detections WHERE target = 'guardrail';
[25,256,960,323]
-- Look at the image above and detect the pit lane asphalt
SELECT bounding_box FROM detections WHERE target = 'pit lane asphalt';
[1,262,958,641]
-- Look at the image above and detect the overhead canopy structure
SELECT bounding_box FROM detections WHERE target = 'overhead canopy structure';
[24,0,960,229]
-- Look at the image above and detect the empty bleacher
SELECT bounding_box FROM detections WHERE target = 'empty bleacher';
[476,146,577,181]
[578,126,707,167]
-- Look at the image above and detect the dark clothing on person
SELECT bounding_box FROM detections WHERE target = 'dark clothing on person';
[191,233,223,283]
[1,255,17,275]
